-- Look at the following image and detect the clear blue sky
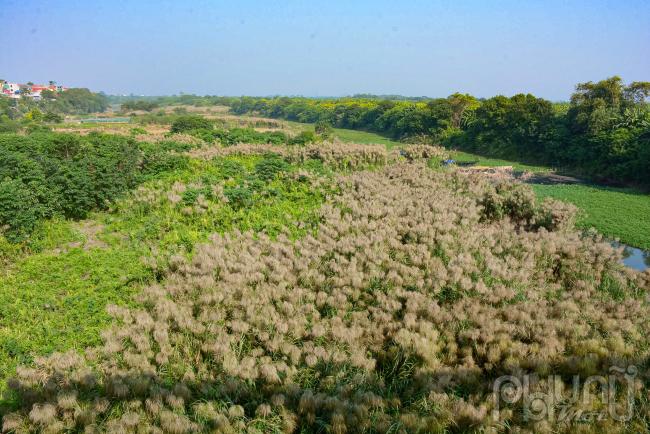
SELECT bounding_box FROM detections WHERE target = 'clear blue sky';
[1,0,648,99]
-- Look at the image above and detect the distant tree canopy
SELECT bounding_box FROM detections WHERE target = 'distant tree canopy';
[0,88,109,118]
[121,100,160,112]
[47,88,109,114]
[568,76,650,134]
[221,77,649,187]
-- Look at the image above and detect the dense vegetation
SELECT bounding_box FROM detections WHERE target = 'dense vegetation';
[39,89,109,114]
[2,141,649,433]
[222,77,650,187]
[121,100,160,112]
[0,133,188,243]
[1,89,649,432]
[168,115,318,146]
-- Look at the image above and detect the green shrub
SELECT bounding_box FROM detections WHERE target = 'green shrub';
[170,115,213,133]
[181,186,212,206]
[223,184,253,209]
[290,130,317,145]
[139,143,190,179]
[213,159,246,178]
[0,132,187,241]
[315,120,333,138]
[43,112,63,123]
[212,128,288,146]
[0,116,20,133]
[24,124,52,134]
[254,154,290,180]
[0,178,44,242]
[129,127,147,135]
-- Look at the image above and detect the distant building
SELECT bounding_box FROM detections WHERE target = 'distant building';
[1,81,68,99]
[1,81,22,98]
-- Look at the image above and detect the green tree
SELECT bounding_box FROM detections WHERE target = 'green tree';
[43,112,64,123]
[447,93,480,129]
[568,76,650,135]
[24,108,44,122]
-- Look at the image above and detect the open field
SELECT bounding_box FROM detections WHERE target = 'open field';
[330,128,403,149]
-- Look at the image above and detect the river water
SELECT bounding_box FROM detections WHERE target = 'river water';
[615,243,650,272]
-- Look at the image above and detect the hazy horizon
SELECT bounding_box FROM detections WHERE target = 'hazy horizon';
[2,0,649,100]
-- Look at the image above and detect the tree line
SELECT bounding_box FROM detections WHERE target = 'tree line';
[221,77,649,187]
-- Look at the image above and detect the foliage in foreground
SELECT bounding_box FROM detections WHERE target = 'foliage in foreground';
[3,158,649,433]
[0,153,331,407]
[0,133,191,242]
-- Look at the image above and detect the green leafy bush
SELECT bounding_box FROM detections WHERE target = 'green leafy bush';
[43,112,63,123]
[0,132,189,241]
[212,158,246,179]
[253,154,290,181]
[0,178,43,242]
[289,130,317,145]
[315,120,333,138]
[211,128,288,146]
[170,115,213,133]
[223,184,253,209]
[139,142,190,179]
[0,116,20,133]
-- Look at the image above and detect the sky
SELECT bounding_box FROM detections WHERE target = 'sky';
[1,0,648,100]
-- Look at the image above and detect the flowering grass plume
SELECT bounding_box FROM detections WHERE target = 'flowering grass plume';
[189,140,414,170]
[3,157,649,433]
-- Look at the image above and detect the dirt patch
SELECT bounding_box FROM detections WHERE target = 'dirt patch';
[75,220,108,250]
[457,165,584,185]
[519,172,583,185]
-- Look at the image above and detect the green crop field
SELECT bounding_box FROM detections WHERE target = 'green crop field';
[332,127,403,149]
[533,183,650,250]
